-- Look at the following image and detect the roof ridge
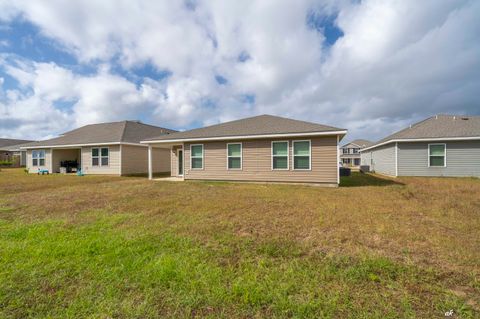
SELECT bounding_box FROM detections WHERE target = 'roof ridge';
[126,120,178,132]
[375,116,435,144]
[179,114,344,133]
[119,121,128,142]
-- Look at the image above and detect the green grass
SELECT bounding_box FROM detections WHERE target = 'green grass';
[0,169,478,318]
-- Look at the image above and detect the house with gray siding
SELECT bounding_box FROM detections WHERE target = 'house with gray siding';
[360,115,480,177]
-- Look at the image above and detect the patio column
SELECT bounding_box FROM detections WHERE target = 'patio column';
[148,145,153,180]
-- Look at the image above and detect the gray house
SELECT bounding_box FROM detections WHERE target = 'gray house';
[340,139,373,167]
[360,115,480,177]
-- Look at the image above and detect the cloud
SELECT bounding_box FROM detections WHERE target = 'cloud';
[0,0,479,142]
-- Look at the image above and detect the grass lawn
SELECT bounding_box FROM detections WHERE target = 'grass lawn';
[0,168,479,318]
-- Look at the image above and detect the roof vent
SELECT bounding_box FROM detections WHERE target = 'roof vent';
[461,117,469,120]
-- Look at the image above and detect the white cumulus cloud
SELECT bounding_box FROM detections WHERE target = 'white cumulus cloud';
[0,0,478,142]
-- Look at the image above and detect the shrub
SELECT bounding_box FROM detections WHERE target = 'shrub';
[0,160,13,167]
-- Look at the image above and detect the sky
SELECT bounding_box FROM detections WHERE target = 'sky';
[0,0,479,143]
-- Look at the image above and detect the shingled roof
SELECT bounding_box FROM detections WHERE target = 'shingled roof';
[22,121,176,148]
[0,138,33,150]
[363,114,480,151]
[341,139,373,148]
[144,114,346,142]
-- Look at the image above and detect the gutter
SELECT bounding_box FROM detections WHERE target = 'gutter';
[21,142,148,150]
[141,130,348,144]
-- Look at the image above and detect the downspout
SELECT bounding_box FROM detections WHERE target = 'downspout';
[148,145,153,180]
[119,144,122,176]
[337,135,340,185]
[395,142,398,177]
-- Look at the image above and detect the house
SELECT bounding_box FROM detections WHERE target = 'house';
[0,138,33,167]
[360,114,480,177]
[22,121,176,175]
[340,139,373,167]
[142,115,347,186]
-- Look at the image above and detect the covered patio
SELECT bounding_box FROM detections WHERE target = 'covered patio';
[147,142,183,180]
[51,148,81,173]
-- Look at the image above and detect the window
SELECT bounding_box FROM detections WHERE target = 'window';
[32,150,45,166]
[293,140,311,170]
[342,148,348,154]
[190,144,203,169]
[92,147,109,166]
[429,144,446,167]
[227,143,242,169]
[352,148,359,154]
[272,141,289,170]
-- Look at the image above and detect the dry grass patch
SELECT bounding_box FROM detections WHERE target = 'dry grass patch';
[0,168,479,318]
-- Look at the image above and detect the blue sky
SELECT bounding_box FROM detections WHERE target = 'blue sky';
[0,0,479,141]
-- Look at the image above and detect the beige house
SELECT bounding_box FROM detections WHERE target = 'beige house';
[0,138,33,167]
[340,139,373,167]
[143,115,347,186]
[22,121,176,175]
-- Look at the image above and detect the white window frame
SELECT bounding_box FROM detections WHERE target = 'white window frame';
[271,141,289,170]
[293,140,311,171]
[226,142,242,170]
[190,144,204,170]
[428,143,446,167]
[92,147,110,167]
[32,149,45,167]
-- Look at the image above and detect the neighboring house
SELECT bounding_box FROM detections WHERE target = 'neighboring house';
[340,139,373,167]
[142,114,347,186]
[0,138,33,167]
[360,114,480,177]
[22,121,176,175]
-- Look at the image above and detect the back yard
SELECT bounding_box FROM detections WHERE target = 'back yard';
[0,168,478,318]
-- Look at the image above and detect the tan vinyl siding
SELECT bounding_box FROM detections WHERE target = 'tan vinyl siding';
[121,145,171,175]
[81,145,121,175]
[51,149,81,173]
[182,136,338,184]
[26,149,52,173]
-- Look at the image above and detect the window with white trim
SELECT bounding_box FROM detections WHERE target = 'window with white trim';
[32,150,45,166]
[227,143,242,169]
[429,144,445,167]
[272,141,288,170]
[293,140,311,170]
[92,147,109,166]
[190,144,204,169]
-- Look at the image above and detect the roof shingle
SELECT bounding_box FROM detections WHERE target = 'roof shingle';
[341,139,373,148]
[145,114,345,142]
[366,114,480,150]
[0,138,33,150]
[22,121,176,148]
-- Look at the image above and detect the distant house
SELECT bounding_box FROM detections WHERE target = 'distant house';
[360,115,480,177]
[142,115,347,186]
[340,139,373,167]
[22,121,176,175]
[0,138,33,167]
